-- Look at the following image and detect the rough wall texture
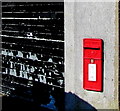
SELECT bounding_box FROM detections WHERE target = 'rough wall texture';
[65,1,119,110]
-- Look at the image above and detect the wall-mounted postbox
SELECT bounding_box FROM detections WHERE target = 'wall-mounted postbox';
[83,38,103,92]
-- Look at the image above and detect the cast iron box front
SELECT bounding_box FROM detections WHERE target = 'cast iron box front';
[83,38,103,92]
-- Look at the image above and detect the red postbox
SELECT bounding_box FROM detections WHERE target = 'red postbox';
[83,38,103,91]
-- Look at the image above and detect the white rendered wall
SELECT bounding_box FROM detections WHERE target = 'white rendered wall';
[65,1,119,110]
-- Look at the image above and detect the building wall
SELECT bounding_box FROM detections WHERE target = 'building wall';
[2,2,64,88]
[1,2,64,110]
[65,1,119,110]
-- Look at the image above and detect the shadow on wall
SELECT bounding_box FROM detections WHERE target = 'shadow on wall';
[1,81,64,111]
[1,80,97,111]
[65,92,97,111]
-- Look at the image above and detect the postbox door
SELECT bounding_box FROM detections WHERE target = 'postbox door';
[83,38,103,92]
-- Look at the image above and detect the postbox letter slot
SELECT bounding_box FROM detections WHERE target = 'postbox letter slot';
[84,47,100,50]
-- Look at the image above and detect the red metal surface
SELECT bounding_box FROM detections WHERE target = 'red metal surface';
[83,38,103,91]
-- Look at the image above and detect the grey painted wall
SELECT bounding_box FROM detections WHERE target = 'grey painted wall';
[65,1,119,110]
